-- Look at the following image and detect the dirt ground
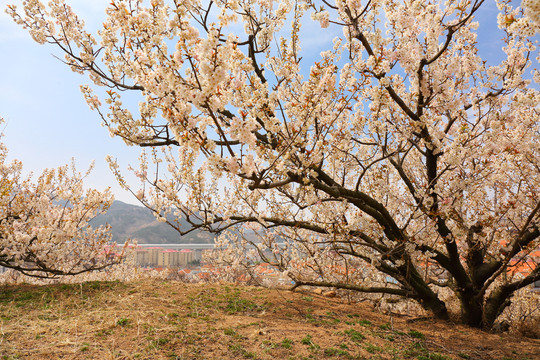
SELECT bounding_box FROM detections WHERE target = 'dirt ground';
[0,279,538,359]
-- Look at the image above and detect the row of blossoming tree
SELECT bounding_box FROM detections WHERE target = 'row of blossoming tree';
[0,118,120,278]
[8,0,540,329]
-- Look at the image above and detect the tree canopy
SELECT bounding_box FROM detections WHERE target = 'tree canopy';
[0,118,120,278]
[8,0,540,328]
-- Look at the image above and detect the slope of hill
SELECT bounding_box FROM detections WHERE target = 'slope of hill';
[1,280,538,359]
[91,200,214,244]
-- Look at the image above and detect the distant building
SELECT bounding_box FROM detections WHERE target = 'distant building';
[133,246,195,268]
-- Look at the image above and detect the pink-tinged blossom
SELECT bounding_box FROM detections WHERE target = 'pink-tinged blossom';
[523,0,540,25]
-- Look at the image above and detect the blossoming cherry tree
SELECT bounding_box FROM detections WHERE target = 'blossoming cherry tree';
[8,0,540,328]
[0,120,121,278]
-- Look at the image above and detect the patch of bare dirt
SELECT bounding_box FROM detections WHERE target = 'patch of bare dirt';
[0,280,538,359]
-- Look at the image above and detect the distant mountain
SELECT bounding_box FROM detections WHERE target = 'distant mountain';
[91,201,214,244]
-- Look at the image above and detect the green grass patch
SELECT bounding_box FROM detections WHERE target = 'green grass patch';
[229,343,257,358]
[116,318,129,327]
[281,338,293,349]
[224,328,239,337]
[324,347,350,357]
[417,353,451,360]
[365,343,382,353]
[403,341,427,358]
[408,329,425,339]
[148,337,169,350]
[344,328,365,342]
[301,334,320,351]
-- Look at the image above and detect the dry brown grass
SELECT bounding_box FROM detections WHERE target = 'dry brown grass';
[1,279,539,360]
[513,318,540,339]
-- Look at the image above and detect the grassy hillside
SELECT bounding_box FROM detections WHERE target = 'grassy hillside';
[91,201,214,244]
[1,280,538,359]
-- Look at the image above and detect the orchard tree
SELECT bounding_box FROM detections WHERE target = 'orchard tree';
[0,119,121,278]
[8,0,540,328]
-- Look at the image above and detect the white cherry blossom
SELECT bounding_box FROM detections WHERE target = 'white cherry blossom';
[0,118,123,278]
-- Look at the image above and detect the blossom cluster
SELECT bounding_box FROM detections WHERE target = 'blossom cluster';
[523,0,540,25]
[0,118,121,277]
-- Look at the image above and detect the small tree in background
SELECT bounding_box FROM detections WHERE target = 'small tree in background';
[8,0,540,328]
[0,119,121,278]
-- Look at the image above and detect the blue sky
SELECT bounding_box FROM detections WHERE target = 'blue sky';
[1,0,142,204]
[0,1,515,205]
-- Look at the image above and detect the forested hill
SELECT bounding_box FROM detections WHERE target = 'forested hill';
[91,201,214,244]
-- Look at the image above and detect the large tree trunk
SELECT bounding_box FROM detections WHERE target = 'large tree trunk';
[458,290,485,328]
[400,262,450,321]
[422,295,450,321]
[483,286,513,329]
